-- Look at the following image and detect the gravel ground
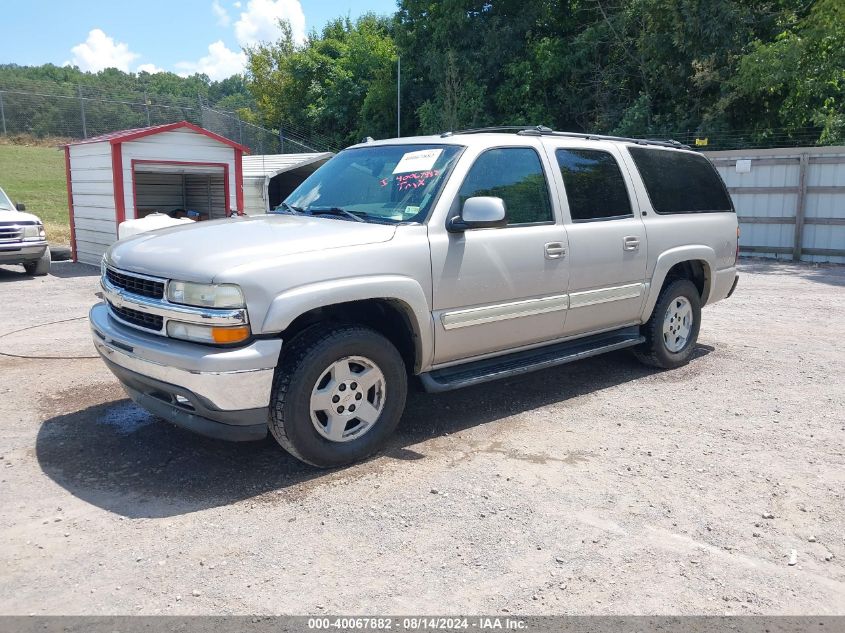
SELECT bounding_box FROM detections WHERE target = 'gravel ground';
[0,260,843,615]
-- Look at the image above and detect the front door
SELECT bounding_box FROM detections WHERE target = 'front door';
[429,146,569,365]
[544,145,648,336]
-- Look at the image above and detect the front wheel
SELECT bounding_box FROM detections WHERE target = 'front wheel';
[269,324,408,468]
[23,246,51,276]
[633,279,702,369]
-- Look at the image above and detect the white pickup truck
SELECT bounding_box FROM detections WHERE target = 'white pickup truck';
[91,127,739,467]
[0,185,50,275]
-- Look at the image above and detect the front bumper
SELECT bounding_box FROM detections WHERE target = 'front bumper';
[0,241,47,264]
[90,303,282,441]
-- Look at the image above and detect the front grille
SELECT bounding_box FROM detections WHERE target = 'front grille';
[106,267,164,299]
[0,224,23,243]
[108,301,163,331]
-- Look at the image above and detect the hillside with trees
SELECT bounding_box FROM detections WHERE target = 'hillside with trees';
[2,0,842,150]
[0,64,255,139]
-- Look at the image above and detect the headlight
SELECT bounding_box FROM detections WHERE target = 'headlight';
[22,224,46,241]
[166,281,245,309]
[166,321,251,345]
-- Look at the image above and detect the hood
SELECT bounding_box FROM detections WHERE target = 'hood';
[106,214,397,282]
[0,210,43,224]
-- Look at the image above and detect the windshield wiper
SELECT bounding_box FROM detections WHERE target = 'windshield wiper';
[274,202,305,215]
[306,206,366,223]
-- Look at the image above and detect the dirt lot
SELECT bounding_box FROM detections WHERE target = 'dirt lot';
[0,260,843,615]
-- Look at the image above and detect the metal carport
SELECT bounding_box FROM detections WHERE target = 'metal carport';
[242,153,333,215]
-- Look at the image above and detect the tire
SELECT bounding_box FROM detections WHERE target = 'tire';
[23,246,51,276]
[269,324,408,468]
[633,278,701,369]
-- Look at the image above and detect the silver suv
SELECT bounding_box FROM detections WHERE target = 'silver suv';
[90,128,739,467]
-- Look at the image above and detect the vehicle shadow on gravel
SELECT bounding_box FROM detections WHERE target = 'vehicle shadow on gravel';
[0,261,98,282]
[0,266,35,281]
[35,347,711,518]
[46,261,100,279]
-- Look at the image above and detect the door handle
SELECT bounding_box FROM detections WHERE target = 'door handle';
[623,236,640,251]
[545,242,566,259]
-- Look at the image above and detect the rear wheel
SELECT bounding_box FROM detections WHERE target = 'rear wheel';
[23,246,51,276]
[269,324,407,468]
[633,279,701,369]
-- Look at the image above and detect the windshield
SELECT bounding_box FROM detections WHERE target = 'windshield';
[277,144,463,224]
[0,187,13,211]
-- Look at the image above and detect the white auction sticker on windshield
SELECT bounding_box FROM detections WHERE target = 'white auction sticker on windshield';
[392,149,443,174]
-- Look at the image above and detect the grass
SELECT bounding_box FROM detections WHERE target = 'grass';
[0,136,70,245]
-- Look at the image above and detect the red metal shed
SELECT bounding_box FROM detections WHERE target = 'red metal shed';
[64,121,249,265]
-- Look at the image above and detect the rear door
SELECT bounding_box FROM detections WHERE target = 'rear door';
[543,143,648,336]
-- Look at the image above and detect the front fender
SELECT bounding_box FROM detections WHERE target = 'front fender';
[642,246,716,320]
[261,275,434,372]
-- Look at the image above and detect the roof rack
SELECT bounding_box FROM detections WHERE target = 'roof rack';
[440,126,543,137]
[441,125,689,149]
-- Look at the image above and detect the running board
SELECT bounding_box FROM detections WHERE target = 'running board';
[420,326,644,393]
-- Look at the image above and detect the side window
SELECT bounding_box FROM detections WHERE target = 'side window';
[458,148,553,225]
[628,147,733,214]
[556,149,633,222]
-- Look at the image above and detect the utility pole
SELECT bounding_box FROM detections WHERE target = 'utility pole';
[144,91,151,127]
[397,56,401,138]
[78,85,88,138]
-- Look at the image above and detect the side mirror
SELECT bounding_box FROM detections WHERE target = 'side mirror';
[447,196,507,232]
[15,202,26,211]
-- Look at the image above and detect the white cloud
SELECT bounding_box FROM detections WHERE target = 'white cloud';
[175,40,246,80]
[234,0,306,46]
[136,63,165,74]
[211,0,231,26]
[165,0,307,81]
[68,29,140,72]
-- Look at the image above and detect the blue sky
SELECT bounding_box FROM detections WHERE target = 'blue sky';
[1,0,399,80]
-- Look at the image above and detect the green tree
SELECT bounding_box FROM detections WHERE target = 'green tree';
[245,14,397,148]
[721,0,845,143]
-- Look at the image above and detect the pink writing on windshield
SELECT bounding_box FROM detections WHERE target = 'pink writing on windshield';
[381,170,440,190]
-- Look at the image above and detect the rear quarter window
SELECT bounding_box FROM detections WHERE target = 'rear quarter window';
[628,147,733,214]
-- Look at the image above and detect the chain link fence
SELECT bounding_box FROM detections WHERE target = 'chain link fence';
[0,82,338,154]
[621,128,828,152]
[0,81,832,152]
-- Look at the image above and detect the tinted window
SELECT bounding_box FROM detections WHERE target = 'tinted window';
[629,147,733,214]
[556,149,632,221]
[458,148,552,225]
